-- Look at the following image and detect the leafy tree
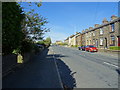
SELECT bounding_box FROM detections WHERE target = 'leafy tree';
[2,2,50,55]
[20,2,50,42]
[37,37,51,47]
[2,2,25,55]
[44,37,51,46]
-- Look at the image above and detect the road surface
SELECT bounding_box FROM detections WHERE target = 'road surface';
[51,45,119,88]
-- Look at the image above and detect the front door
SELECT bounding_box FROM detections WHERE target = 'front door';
[105,38,107,48]
[118,37,120,46]
[96,39,98,47]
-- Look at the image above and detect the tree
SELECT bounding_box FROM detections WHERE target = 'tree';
[2,2,25,55]
[2,2,50,55]
[37,37,51,47]
[20,2,50,42]
[44,37,52,47]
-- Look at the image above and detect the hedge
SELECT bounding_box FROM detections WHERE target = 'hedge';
[109,46,120,50]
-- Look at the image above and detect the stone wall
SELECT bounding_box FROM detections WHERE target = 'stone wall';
[2,52,35,77]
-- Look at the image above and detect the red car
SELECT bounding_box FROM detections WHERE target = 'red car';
[85,45,98,52]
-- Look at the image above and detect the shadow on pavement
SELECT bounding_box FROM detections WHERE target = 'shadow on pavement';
[2,48,76,89]
[116,69,120,75]
[51,54,77,89]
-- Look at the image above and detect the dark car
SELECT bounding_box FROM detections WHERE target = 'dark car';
[78,46,86,51]
[85,45,98,52]
[78,46,82,50]
[81,46,86,51]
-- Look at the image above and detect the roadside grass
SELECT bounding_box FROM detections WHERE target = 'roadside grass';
[71,45,79,47]
[109,46,120,50]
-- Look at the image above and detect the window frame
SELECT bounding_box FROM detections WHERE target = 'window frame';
[111,23,115,32]
[100,28,103,35]
[110,36,115,46]
[100,38,104,46]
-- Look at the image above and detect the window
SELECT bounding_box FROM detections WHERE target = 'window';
[93,32,95,36]
[100,38,104,45]
[93,39,95,45]
[110,36,115,46]
[90,32,92,37]
[111,23,115,32]
[100,28,103,34]
[90,40,91,45]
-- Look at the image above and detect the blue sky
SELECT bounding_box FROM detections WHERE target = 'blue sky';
[20,2,118,43]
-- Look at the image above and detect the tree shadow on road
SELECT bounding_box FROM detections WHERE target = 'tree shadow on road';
[51,54,77,89]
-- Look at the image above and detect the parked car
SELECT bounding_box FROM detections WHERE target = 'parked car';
[78,46,82,50]
[81,46,86,51]
[78,46,86,51]
[85,45,98,52]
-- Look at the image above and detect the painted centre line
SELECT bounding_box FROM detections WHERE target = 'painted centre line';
[103,62,119,68]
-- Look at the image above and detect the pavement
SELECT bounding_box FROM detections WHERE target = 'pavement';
[2,48,63,89]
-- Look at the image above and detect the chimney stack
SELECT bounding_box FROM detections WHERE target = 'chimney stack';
[82,30,85,33]
[85,29,88,32]
[111,15,117,20]
[89,27,93,30]
[102,18,108,24]
[94,24,99,28]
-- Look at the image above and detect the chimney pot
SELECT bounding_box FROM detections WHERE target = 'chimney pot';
[102,18,108,24]
[111,15,117,20]
[94,24,99,28]
[89,27,93,30]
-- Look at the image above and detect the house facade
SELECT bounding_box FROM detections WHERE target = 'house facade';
[75,32,82,46]
[64,37,69,44]
[65,15,120,48]
[55,40,63,45]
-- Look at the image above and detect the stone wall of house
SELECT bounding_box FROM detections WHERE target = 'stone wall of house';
[64,15,120,48]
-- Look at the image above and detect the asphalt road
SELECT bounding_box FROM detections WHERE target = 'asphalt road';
[51,45,119,88]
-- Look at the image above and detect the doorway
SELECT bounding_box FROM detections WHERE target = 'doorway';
[105,38,107,48]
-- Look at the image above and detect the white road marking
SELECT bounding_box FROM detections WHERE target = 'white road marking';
[50,48,64,89]
[103,62,119,68]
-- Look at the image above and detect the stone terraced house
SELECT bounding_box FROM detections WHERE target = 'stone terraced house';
[64,15,120,49]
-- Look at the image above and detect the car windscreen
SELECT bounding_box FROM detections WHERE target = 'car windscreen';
[89,46,95,47]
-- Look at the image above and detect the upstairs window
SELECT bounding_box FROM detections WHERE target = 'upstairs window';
[111,23,115,32]
[92,32,95,36]
[90,32,91,37]
[100,28,103,34]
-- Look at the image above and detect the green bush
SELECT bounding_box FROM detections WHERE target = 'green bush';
[33,44,40,53]
[13,40,41,54]
[2,2,25,55]
[12,48,21,54]
[20,40,34,53]
[71,45,78,47]
[109,46,120,50]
